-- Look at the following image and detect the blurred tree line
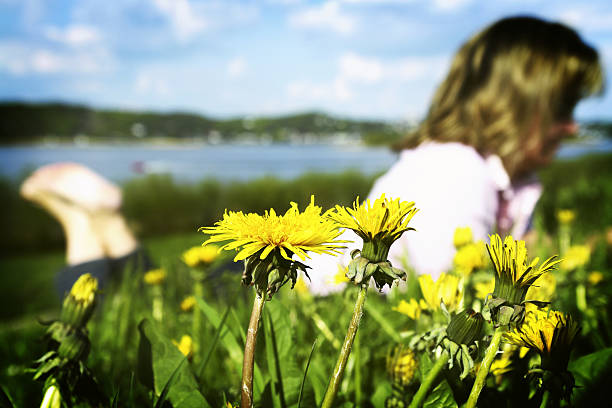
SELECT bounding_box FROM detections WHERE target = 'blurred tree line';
[0,102,405,145]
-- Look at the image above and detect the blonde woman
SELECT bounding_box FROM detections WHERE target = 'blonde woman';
[368,16,604,278]
[306,16,604,294]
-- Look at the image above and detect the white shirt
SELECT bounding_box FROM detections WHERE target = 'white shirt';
[306,142,542,295]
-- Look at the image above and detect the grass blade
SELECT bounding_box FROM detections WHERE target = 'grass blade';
[154,357,187,408]
[297,339,317,408]
[197,306,231,378]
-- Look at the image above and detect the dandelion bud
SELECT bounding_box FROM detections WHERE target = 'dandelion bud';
[386,344,418,388]
[61,273,98,328]
[447,309,484,346]
[57,329,91,362]
[385,396,406,408]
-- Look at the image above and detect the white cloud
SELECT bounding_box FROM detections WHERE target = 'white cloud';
[134,72,171,96]
[285,52,448,109]
[339,53,383,83]
[432,0,473,12]
[0,41,115,75]
[390,55,449,81]
[227,57,247,78]
[288,1,356,35]
[557,6,612,32]
[287,77,352,102]
[152,0,207,41]
[44,24,101,47]
[337,52,449,84]
[339,0,415,4]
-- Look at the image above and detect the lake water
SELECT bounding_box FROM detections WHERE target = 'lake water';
[1,140,611,183]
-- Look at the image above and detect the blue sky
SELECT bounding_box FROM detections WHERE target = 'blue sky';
[0,0,611,121]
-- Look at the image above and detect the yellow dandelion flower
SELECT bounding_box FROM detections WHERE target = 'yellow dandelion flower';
[526,271,556,303]
[143,268,167,286]
[392,298,427,320]
[490,354,513,377]
[557,209,576,225]
[329,194,418,262]
[453,241,486,276]
[181,244,220,268]
[201,196,345,262]
[418,273,463,312]
[201,196,346,297]
[329,194,418,289]
[487,234,560,304]
[588,271,604,285]
[328,265,350,286]
[561,245,591,271]
[474,278,495,300]
[172,335,194,359]
[69,273,98,304]
[180,295,197,312]
[504,307,578,371]
[62,273,99,328]
[453,226,474,248]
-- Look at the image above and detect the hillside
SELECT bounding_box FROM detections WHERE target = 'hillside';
[0,102,408,145]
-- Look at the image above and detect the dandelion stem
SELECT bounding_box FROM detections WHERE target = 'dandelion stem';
[152,286,163,322]
[466,326,505,408]
[321,284,368,408]
[540,389,550,408]
[355,331,361,405]
[192,278,204,364]
[408,350,448,408]
[241,291,266,408]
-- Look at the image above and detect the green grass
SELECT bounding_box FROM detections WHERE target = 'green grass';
[1,155,611,406]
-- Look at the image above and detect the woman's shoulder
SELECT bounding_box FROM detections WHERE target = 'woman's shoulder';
[371,141,500,204]
[395,142,489,174]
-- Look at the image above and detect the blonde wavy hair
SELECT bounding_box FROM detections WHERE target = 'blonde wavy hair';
[396,16,604,180]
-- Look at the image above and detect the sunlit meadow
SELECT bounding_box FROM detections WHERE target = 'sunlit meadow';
[1,177,611,407]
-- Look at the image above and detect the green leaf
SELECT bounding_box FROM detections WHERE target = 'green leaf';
[422,378,458,408]
[569,347,612,405]
[197,306,231,378]
[264,301,302,407]
[370,381,392,408]
[196,296,265,394]
[137,319,211,408]
[364,301,402,342]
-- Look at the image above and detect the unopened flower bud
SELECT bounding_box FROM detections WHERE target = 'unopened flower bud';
[61,273,98,328]
[57,329,90,362]
[447,309,484,346]
[387,344,418,388]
